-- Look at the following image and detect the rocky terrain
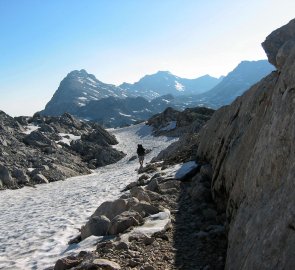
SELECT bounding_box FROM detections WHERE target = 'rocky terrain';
[147,106,214,137]
[49,19,295,270]
[146,106,215,166]
[0,111,125,189]
[51,162,227,270]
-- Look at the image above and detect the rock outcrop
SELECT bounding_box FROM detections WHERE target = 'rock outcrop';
[147,106,214,137]
[149,106,214,165]
[0,112,125,190]
[196,19,295,269]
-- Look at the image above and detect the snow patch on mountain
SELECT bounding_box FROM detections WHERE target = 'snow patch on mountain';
[175,81,185,91]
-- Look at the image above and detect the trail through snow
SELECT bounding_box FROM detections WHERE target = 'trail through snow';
[0,123,177,270]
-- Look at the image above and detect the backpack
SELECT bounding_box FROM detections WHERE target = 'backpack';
[137,145,145,156]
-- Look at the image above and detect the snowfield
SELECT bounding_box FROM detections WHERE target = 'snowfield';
[0,123,177,270]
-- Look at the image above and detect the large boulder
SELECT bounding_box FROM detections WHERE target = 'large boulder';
[32,173,49,184]
[92,199,130,220]
[262,18,295,69]
[23,130,57,149]
[108,211,143,235]
[70,140,125,167]
[197,19,295,270]
[81,215,110,240]
[54,256,83,270]
[11,168,30,184]
[81,126,118,146]
[92,259,121,270]
[0,164,14,187]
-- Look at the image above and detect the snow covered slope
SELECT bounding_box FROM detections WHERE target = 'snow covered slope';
[0,123,177,270]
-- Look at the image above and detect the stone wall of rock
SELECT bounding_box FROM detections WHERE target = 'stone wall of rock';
[196,19,295,269]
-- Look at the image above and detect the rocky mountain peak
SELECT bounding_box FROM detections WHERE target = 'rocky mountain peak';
[120,71,221,99]
[67,69,88,77]
[262,18,295,69]
[41,70,127,117]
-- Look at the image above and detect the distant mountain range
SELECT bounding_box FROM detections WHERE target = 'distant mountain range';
[120,71,222,99]
[194,60,275,108]
[41,60,275,127]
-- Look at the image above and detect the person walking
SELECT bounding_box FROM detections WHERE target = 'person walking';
[137,144,145,167]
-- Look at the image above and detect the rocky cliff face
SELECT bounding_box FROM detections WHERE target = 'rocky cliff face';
[0,112,125,190]
[196,19,295,269]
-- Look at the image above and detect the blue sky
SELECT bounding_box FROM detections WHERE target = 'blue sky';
[0,0,295,116]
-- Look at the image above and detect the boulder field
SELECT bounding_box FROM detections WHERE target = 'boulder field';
[0,112,125,189]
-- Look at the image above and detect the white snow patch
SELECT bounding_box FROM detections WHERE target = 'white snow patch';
[0,123,177,270]
[163,161,198,179]
[131,210,171,236]
[119,112,132,117]
[56,133,81,146]
[160,121,176,131]
[86,82,97,88]
[23,124,39,134]
[77,97,88,100]
[175,81,185,91]
[162,99,170,103]
[87,78,97,84]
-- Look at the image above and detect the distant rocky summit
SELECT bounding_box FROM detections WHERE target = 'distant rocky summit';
[196,60,275,108]
[120,71,222,99]
[0,111,125,190]
[41,69,221,127]
[173,60,274,110]
[42,69,127,116]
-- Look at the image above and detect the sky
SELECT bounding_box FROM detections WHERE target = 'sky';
[0,0,295,116]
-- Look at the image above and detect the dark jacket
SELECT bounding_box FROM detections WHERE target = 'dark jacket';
[137,145,145,156]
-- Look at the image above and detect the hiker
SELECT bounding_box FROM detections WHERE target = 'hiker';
[137,144,145,167]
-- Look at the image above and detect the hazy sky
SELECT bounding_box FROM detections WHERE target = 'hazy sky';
[0,0,295,116]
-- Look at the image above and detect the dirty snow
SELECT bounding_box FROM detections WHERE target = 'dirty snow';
[0,123,177,270]
[23,124,39,134]
[160,121,177,131]
[56,133,81,146]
